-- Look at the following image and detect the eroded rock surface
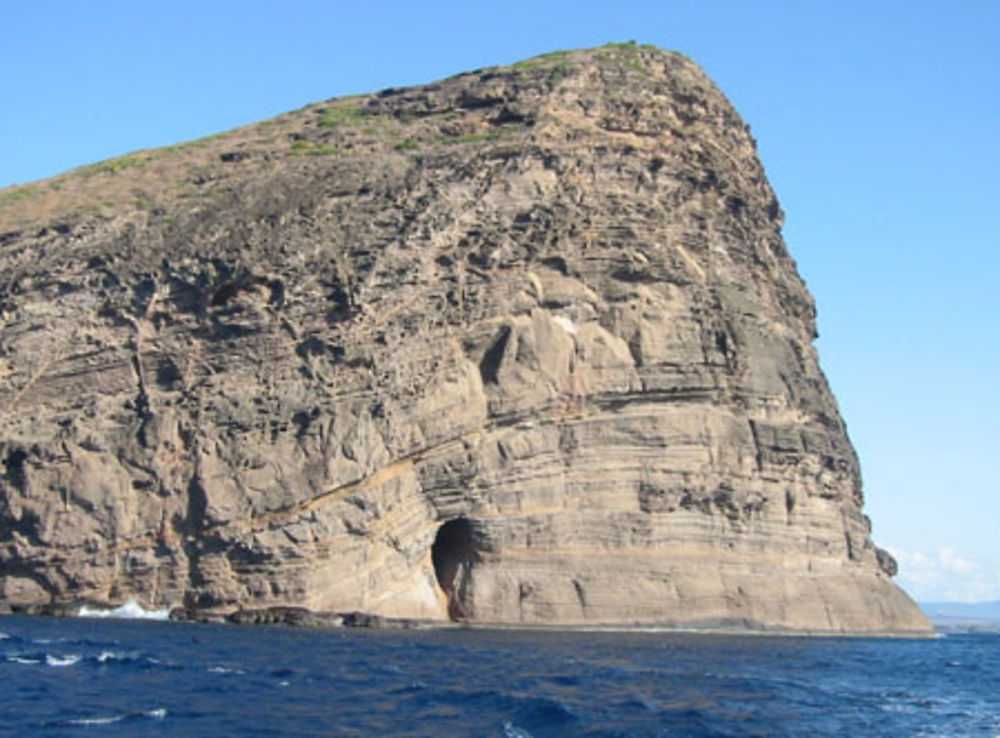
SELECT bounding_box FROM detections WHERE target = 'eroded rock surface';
[0,45,930,634]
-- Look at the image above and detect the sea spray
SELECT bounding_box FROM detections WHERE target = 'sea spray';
[77,599,171,621]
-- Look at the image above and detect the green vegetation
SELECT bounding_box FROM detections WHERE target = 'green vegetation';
[74,152,152,178]
[548,65,569,84]
[438,130,506,145]
[306,145,337,156]
[394,137,419,151]
[163,132,224,155]
[316,103,368,128]
[510,43,661,80]
[515,49,570,65]
[623,56,647,74]
[290,139,338,156]
[598,40,658,75]
[512,49,572,72]
[0,184,41,206]
[601,40,658,51]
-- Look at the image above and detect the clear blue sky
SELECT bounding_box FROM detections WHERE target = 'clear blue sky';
[3,1,997,602]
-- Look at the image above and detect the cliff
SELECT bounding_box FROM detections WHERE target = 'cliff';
[0,44,931,634]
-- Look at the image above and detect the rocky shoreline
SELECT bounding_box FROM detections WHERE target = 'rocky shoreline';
[0,601,935,639]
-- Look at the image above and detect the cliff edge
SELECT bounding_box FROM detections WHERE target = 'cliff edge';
[0,45,931,634]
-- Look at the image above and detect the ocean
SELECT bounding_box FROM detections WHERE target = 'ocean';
[0,614,997,737]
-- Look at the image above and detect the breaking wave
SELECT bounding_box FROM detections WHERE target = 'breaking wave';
[77,599,171,621]
[7,655,41,665]
[51,709,167,728]
[45,654,81,667]
[66,714,125,726]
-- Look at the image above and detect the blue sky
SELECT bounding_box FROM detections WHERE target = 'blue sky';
[3,1,997,601]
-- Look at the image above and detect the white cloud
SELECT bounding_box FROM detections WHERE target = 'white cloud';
[936,545,974,574]
[885,544,999,603]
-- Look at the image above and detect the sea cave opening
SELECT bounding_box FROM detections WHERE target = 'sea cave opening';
[431,517,477,620]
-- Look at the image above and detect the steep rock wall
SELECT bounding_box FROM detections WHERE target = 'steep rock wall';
[0,46,930,634]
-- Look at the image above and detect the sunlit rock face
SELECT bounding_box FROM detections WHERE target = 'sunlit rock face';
[0,46,930,635]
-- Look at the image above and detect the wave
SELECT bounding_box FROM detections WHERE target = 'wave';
[53,708,167,728]
[7,655,41,665]
[208,665,245,675]
[77,599,171,621]
[96,650,125,664]
[503,722,534,738]
[45,654,81,667]
[66,715,125,726]
[94,650,144,665]
[91,650,171,671]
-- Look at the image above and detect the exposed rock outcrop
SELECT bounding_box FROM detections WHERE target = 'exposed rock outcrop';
[0,45,931,634]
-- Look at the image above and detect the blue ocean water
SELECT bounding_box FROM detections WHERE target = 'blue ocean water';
[0,615,997,737]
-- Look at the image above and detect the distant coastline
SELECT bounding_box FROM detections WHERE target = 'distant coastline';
[919,601,1000,633]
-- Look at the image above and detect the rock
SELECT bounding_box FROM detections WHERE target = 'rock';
[225,606,343,628]
[876,546,900,577]
[0,44,930,635]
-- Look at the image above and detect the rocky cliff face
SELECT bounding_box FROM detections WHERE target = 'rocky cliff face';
[0,45,930,634]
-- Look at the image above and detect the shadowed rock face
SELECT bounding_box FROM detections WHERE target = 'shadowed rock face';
[0,45,930,634]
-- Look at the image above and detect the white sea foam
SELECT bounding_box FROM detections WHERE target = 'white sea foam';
[504,722,534,738]
[8,656,41,665]
[0,632,9,640]
[96,650,130,664]
[146,708,167,720]
[45,654,81,667]
[208,665,245,675]
[78,599,171,621]
[67,715,125,726]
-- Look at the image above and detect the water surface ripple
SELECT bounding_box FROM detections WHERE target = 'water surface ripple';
[0,616,996,736]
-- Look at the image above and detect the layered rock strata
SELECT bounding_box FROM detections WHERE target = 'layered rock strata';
[0,45,931,634]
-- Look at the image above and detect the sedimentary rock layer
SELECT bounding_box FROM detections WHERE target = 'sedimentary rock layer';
[0,45,931,634]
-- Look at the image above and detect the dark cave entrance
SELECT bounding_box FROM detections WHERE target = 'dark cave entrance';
[431,517,477,620]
